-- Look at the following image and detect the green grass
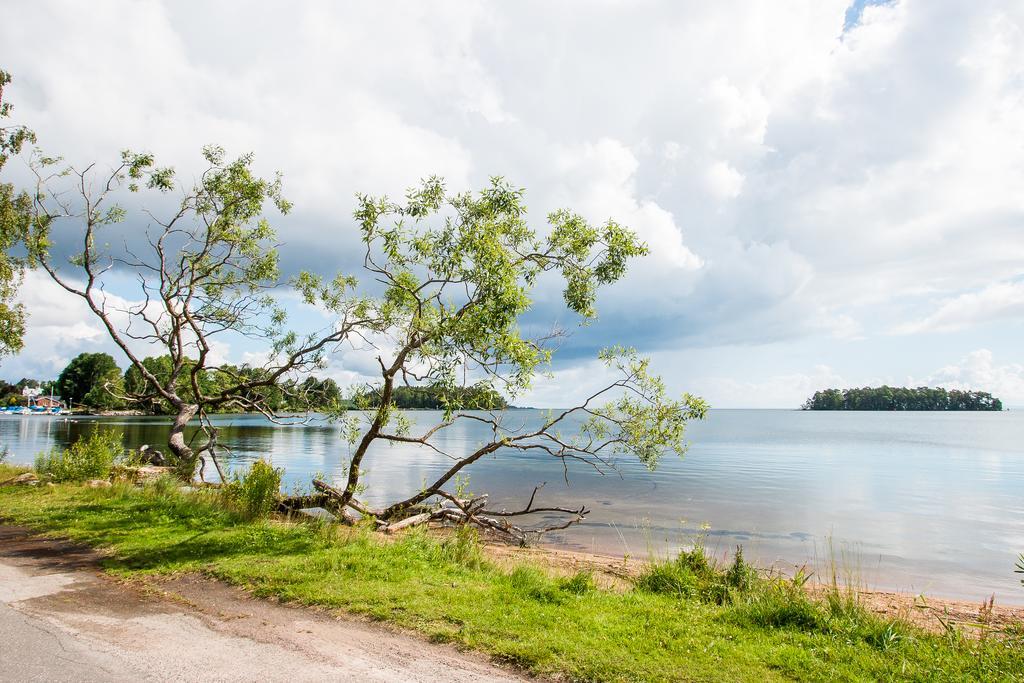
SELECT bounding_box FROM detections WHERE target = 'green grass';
[0,468,1021,682]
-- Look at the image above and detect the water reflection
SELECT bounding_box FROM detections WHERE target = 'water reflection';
[2,409,1023,603]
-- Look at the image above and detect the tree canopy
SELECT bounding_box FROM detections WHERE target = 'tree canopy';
[25,146,368,478]
[356,382,508,410]
[57,352,121,407]
[0,69,36,358]
[802,386,1002,411]
[293,176,708,536]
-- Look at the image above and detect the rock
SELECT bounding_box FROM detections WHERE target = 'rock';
[0,472,39,486]
[295,507,338,522]
[85,479,112,488]
[110,465,175,485]
[135,465,175,483]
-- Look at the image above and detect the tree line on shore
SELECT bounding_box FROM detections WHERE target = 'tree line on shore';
[2,351,508,413]
[2,352,344,412]
[802,386,1002,411]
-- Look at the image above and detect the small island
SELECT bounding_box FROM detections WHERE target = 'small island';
[356,383,508,410]
[803,386,1002,411]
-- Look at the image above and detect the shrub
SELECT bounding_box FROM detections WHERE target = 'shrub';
[440,524,484,568]
[224,459,283,519]
[724,546,757,592]
[728,579,827,631]
[636,558,699,598]
[635,544,751,604]
[35,430,122,482]
[558,570,597,595]
[507,566,563,603]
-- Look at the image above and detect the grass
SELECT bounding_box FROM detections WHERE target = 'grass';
[0,463,1021,682]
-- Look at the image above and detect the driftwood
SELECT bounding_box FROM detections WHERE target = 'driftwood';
[277,493,330,513]
[0,472,39,487]
[383,512,432,534]
[275,477,588,545]
[276,481,358,524]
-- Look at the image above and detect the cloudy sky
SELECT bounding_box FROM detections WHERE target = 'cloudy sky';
[2,0,1023,408]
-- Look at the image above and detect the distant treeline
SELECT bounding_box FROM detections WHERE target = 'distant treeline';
[2,352,509,414]
[356,383,508,410]
[802,386,1002,411]
[1,352,344,413]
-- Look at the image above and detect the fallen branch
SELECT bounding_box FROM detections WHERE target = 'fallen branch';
[311,479,383,518]
[478,483,587,518]
[277,493,330,513]
[383,512,432,534]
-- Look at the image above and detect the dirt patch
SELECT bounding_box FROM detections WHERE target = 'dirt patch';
[0,525,526,682]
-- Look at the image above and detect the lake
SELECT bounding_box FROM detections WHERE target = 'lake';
[2,409,1022,603]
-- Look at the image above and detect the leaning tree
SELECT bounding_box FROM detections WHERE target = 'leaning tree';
[285,177,708,540]
[25,146,371,479]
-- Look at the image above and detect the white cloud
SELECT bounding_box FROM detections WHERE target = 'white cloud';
[4,271,128,379]
[895,281,1024,334]
[688,364,846,409]
[3,0,1024,406]
[916,349,1024,405]
[705,161,745,200]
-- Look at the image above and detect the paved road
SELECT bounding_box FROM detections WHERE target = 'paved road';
[0,526,524,682]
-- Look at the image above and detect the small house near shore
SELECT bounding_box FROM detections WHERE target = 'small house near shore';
[30,395,65,409]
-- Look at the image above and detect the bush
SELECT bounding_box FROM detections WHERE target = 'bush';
[728,579,827,631]
[636,557,699,598]
[507,566,563,603]
[440,524,484,568]
[35,430,122,482]
[558,570,597,595]
[636,544,753,605]
[224,459,283,519]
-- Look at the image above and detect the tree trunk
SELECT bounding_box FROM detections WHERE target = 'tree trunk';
[168,403,199,480]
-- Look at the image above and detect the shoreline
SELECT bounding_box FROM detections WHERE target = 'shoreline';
[480,539,1024,631]
[2,472,1021,680]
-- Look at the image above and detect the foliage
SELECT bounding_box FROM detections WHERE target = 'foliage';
[223,459,283,519]
[354,382,507,410]
[0,377,57,407]
[34,429,122,482]
[2,482,1022,682]
[803,386,1002,411]
[327,177,706,523]
[637,543,754,605]
[57,352,122,408]
[83,369,127,410]
[0,69,36,358]
[25,145,364,476]
[122,355,344,415]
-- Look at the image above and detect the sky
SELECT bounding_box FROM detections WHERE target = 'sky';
[2,0,1023,408]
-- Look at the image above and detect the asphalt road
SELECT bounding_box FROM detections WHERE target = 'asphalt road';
[0,526,523,682]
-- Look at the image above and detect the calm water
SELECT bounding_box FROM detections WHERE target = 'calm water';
[2,409,1023,603]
